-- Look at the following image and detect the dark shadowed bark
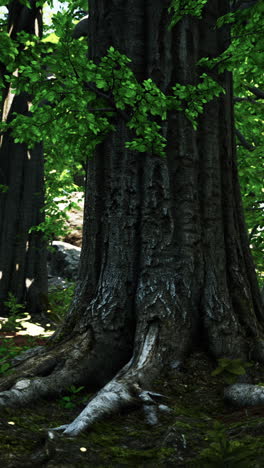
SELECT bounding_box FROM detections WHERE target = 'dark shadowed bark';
[0,0,263,436]
[0,0,47,317]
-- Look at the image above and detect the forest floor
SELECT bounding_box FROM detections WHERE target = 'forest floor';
[1,330,264,467]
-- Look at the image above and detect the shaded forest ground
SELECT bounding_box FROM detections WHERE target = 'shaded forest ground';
[1,330,264,467]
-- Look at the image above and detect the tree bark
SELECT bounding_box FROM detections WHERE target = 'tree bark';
[0,0,47,317]
[0,0,263,435]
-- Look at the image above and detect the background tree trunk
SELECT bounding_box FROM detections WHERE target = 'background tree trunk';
[0,0,263,436]
[0,0,47,317]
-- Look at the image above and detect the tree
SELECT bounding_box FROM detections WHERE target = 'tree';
[0,0,263,437]
[231,3,264,279]
[0,0,47,317]
[210,0,264,282]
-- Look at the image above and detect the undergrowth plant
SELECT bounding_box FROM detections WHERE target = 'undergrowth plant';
[59,385,85,409]
[47,283,75,325]
[2,293,27,332]
[193,421,264,467]
[211,358,253,384]
[0,338,32,375]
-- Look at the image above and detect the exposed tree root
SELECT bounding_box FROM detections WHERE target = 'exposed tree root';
[0,330,92,399]
[51,321,170,436]
[1,322,264,436]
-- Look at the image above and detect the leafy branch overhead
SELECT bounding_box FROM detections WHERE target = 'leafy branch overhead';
[0,32,225,157]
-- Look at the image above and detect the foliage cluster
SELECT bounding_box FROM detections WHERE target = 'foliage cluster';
[0,336,35,375]
[1,293,27,332]
[47,282,75,324]
[169,0,207,28]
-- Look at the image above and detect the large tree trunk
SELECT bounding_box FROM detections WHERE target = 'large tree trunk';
[0,0,47,317]
[0,0,263,436]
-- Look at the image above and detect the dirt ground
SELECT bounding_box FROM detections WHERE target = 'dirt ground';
[1,332,264,467]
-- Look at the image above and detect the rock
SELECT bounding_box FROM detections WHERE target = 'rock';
[48,276,69,291]
[47,241,81,281]
[56,191,84,247]
[72,15,89,39]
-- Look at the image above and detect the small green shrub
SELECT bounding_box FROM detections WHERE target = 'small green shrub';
[211,358,253,384]
[0,339,32,375]
[193,421,264,467]
[2,293,26,332]
[59,385,85,409]
[0,184,9,193]
[47,283,75,324]
[0,361,10,374]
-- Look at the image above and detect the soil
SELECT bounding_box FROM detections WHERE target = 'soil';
[0,334,264,467]
[0,332,47,348]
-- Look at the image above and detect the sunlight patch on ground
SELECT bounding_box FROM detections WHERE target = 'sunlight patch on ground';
[0,313,54,337]
[16,320,53,337]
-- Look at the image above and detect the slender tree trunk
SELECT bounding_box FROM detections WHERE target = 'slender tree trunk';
[0,0,263,436]
[0,0,47,317]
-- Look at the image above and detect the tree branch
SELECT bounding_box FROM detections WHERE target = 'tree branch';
[231,0,259,12]
[249,224,261,242]
[247,87,264,99]
[234,96,258,103]
[235,128,255,151]
[82,81,130,122]
[65,44,130,123]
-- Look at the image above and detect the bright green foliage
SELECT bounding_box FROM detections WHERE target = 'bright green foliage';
[3,292,25,316]
[29,160,84,242]
[211,358,253,384]
[2,293,26,332]
[169,74,224,129]
[1,35,224,160]
[169,0,207,28]
[0,32,19,66]
[1,3,88,238]
[47,282,75,324]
